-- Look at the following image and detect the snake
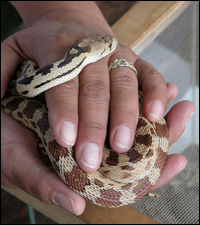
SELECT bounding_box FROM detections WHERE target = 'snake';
[1,34,169,207]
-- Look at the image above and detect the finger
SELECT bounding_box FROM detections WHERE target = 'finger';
[165,100,196,146]
[75,57,110,172]
[135,58,168,122]
[108,46,139,153]
[45,76,79,148]
[1,112,85,216]
[151,100,195,190]
[150,154,187,191]
[166,82,178,104]
[1,36,25,98]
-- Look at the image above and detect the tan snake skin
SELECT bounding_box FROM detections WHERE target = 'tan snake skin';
[1,34,169,207]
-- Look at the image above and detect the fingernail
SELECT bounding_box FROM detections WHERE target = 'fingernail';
[54,193,77,215]
[185,111,195,124]
[149,100,163,121]
[168,94,177,104]
[113,125,132,149]
[80,142,100,169]
[60,121,76,146]
[179,159,187,172]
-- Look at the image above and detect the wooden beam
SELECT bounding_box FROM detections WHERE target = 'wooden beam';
[112,1,189,54]
[1,185,158,224]
[1,186,85,224]
[79,201,158,224]
[2,186,158,224]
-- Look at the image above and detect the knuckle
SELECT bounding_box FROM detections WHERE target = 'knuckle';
[80,79,109,100]
[147,69,162,78]
[35,180,51,203]
[26,174,52,204]
[115,106,139,121]
[146,69,167,94]
[81,105,108,128]
[155,82,167,93]
[50,93,77,110]
[47,84,78,117]
[112,72,138,90]
[155,85,168,99]
[117,44,130,54]
[48,99,77,125]
[85,120,107,134]
[115,44,133,56]
[110,43,139,62]
[151,83,168,101]
[59,78,79,90]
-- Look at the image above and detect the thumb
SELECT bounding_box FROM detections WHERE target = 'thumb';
[1,112,85,215]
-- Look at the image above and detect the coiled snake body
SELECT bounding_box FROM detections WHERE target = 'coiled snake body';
[1,34,169,207]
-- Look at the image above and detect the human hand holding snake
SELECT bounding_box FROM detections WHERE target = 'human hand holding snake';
[1,1,195,215]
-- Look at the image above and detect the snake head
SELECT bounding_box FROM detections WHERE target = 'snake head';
[77,34,118,60]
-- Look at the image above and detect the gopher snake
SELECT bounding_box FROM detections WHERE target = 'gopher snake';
[1,34,169,207]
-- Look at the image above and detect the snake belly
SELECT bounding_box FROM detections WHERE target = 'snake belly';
[1,34,169,207]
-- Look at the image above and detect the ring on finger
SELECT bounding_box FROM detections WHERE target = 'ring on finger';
[109,58,138,76]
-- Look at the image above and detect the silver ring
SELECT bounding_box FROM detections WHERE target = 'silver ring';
[109,58,138,76]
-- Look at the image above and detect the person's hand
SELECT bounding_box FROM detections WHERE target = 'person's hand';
[1,1,195,215]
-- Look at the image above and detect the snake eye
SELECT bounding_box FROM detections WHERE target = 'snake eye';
[108,43,112,49]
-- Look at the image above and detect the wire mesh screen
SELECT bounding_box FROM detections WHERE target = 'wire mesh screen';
[131,2,199,224]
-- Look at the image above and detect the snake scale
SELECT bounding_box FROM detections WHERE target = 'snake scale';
[1,34,169,207]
